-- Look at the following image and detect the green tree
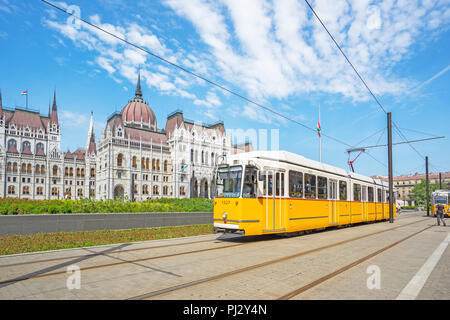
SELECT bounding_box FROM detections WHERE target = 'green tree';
[409,180,439,206]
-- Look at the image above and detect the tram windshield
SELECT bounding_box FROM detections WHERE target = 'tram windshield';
[217,166,242,198]
[433,196,448,204]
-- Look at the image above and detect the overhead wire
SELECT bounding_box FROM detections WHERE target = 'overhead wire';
[303,0,430,162]
[41,0,391,170]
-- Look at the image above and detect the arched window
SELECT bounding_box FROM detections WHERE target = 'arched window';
[23,186,30,195]
[146,158,150,170]
[22,141,31,152]
[21,163,26,173]
[141,157,145,169]
[152,159,156,171]
[153,186,159,195]
[51,188,58,196]
[36,187,43,195]
[164,160,168,172]
[77,168,81,177]
[117,154,123,167]
[65,188,72,198]
[132,156,137,168]
[90,168,95,177]
[77,189,83,197]
[35,143,44,154]
[65,167,69,176]
[69,167,73,176]
[53,165,58,176]
[7,139,17,151]
[41,165,45,174]
[156,159,160,171]
[142,185,149,194]
[13,163,18,172]
[7,162,12,172]
[8,186,15,195]
[81,169,85,177]
[27,163,32,174]
[211,152,214,166]
[190,149,194,163]
[36,164,40,174]
[201,151,204,164]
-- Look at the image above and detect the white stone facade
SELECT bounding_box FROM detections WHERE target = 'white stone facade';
[0,75,234,201]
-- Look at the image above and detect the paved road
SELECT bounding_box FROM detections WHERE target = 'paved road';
[0,211,447,300]
[0,211,212,236]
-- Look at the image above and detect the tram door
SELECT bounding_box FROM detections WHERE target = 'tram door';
[329,180,338,225]
[362,186,368,221]
[263,170,286,232]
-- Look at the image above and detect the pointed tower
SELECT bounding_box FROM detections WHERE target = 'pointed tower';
[51,90,59,124]
[135,71,143,99]
[0,89,3,116]
[48,101,51,118]
[86,111,97,155]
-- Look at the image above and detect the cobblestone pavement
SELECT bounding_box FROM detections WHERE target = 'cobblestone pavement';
[0,212,447,300]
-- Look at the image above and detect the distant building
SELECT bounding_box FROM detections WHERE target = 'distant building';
[373,173,450,206]
[0,72,249,201]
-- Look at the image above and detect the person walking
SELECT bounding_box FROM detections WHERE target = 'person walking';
[436,201,446,226]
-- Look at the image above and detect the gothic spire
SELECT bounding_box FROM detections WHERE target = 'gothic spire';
[86,111,97,155]
[51,89,59,124]
[135,71,142,99]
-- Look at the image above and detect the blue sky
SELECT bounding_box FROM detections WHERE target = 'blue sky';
[0,0,449,177]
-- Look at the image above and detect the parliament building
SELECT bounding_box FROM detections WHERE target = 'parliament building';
[0,73,235,201]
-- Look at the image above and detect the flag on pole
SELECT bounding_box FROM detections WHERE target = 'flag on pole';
[317,121,321,137]
[21,91,28,95]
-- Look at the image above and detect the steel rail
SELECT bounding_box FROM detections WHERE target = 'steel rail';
[129,218,428,300]
[278,224,433,299]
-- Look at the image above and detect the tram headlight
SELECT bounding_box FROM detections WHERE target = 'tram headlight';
[222,212,228,219]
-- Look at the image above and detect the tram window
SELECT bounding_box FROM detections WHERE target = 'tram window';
[242,166,257,198]
[318,176,327,199]
[381,189,386,203]
[289,171,303,198]
[339,181,347,200]
[304,174,316,199]
[385,191,389,203]
[281,173,285,196]
[368,187,374,202]
[362,186,368,202]
[353,184,361,201]
[268,174,273,196]
[377,189,382,202]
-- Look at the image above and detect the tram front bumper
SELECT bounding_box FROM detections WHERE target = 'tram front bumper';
[213,222,242,234]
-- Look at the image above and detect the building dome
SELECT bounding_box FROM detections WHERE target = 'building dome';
[121,72,157,130]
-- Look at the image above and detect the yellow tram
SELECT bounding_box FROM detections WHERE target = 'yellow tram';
[431,190,450,217]
[213,151,396,236]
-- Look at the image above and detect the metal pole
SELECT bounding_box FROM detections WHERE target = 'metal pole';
[426,156,429,216]
[439,172,442,189]
[387,112,394,223]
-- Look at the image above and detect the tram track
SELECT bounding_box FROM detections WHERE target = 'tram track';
[128,217,430,300]
[0,235,241,269]
[277,224,433,300]
[0,240,247,286]
[0,216,429,289]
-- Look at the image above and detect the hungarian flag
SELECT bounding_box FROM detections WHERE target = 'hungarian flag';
[21,91,28,95]
[317,121,321,137]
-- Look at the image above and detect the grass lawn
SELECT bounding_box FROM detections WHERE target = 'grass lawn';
[0,224,213,256]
